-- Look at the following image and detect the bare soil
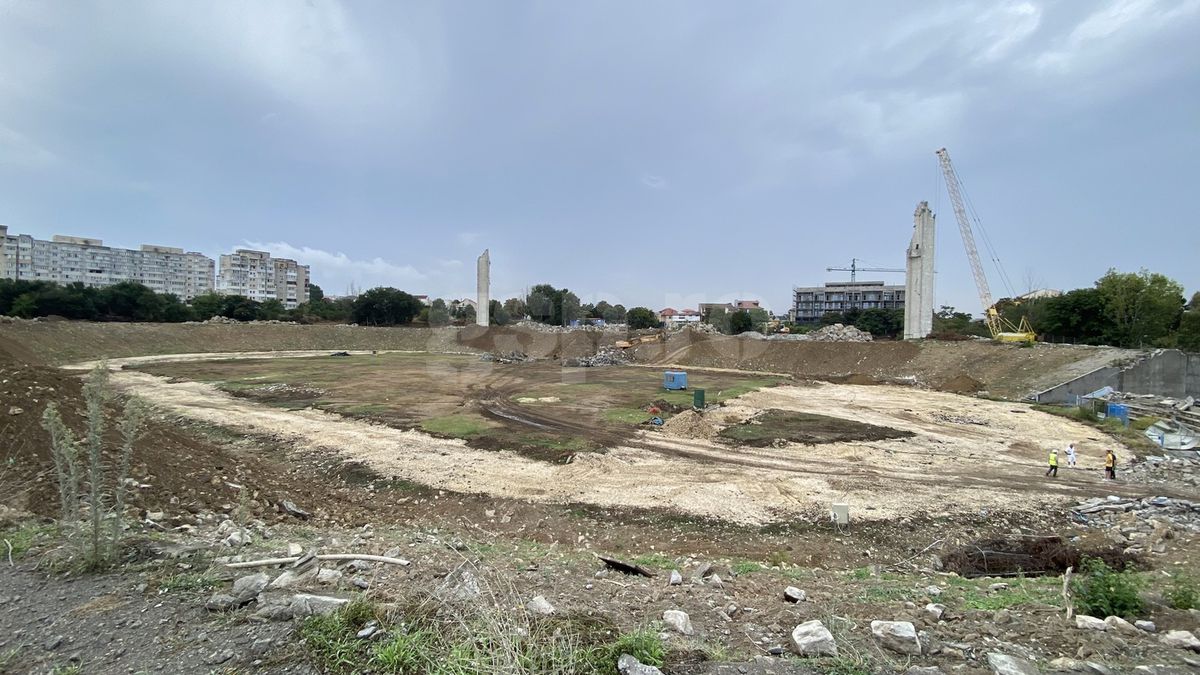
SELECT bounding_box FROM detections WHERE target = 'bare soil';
[717,409,914,447]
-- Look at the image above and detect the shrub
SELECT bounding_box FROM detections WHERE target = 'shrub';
[1167,574,1199,610]
[1071,557,1143,618]
[41,365,145,570]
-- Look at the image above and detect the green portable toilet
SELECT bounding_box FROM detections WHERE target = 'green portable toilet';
[693,388,705,410]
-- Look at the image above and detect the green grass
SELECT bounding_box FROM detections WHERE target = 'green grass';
[0,647,22,672]
[945,575,1061,611]
[0,521,53,558]
[302,597,666,675]
[732,561,764,576]
[420,414,493,438]
[158,571,222,594]
[849,566,873,580]
[603,407,654,424]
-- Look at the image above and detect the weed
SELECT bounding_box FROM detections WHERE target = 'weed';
[766,550,791,567]
[42,365,146,571]
[1167,574,1199,610]
[0,521,52,559]
[818,655,875,675]
[849,566,872,580]
[1071,557,1144,619]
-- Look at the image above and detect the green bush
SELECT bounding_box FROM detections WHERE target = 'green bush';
[1167,574,1199,610]
[1071,557,1143,618]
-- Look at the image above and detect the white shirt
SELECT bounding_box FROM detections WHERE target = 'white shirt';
[1066,446,1076,458]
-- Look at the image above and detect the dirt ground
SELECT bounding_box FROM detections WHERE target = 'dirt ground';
[64,352,1164,525]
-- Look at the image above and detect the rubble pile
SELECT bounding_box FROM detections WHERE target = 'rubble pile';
[739,323,874,343]
[563,346,629,367]
[479,351,531,364]
[193,317,299,326]
[660,410,718,439]
[243,383,327,399]
[513,320,627,334]
[1071,495,1200,555]
[1124,454,1200,487]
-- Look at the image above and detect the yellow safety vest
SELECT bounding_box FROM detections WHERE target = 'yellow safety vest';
[1048,451,1058,466]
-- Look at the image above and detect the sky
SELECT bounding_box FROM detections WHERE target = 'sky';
[1,0,1197,314]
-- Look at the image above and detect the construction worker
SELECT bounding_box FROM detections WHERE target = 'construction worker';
[1065,443,1077,469]
[1046,447,1059,477]
[1105,449,1116,480]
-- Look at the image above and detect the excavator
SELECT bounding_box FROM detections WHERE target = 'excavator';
[936,148,1036,344]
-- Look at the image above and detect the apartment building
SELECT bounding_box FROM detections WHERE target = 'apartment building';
[791,281,905,322]
[0,225,214,300]
[216,249,310,309]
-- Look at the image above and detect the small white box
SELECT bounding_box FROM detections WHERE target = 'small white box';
[831,503,850,525]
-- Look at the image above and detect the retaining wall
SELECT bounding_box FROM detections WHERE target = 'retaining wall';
[1034,349,1199,404]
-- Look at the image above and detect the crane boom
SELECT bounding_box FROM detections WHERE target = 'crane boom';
[935,148,993,312]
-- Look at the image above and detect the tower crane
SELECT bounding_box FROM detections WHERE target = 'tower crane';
[826,258,904,282]
[935,147,1035,343]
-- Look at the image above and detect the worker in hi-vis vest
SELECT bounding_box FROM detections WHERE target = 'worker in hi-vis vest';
[1045,448,1059,477]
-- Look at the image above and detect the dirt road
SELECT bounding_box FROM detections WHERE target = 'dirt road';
[76,351,1174,525]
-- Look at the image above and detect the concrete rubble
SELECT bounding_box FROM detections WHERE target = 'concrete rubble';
[563,346,630,367]
[479,350,531,364]
[1071,495,1200,555]
[740,323,874,342]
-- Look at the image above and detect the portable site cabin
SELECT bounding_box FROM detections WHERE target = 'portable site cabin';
[663,371,687,390]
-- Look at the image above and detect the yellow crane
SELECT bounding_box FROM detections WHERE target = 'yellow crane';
[936,148,1035,344]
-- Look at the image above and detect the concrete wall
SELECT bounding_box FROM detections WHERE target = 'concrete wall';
[1034,349,1199,404]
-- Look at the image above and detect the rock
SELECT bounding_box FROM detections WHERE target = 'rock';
[42,635,64,650]
[784,586,807,603]
[357,624,378,639]
[8,406,23,416]
[986,652,1040,675]
[231,573,270,605]
[281,500,311,520]
[1048,658,1120,674]
[905,668,944,675]
[925,603,946,621]
[289,593,349,618]
[352,577,370,590]
[1160,629,1200,651]
[435,569,481,602]
[145,511,165,521]
[316,568,343,585]
[1135,620,1157,633]
[222,530,247,547]
[662,610,694,635]
[668,570,682,586]
[925,585,943,597]
[250,637,274,656]
[1104,615,1138,635]
[708,573,723,587]
[202,649,234,666]
[205,593,236,612]
[789,620,838,657]
[993,609,1013,624]
[617,653,665,675]
[268,569,314,590]
[1075,615,1108,631]
[287,543,303,557]
[989,583,1009,592]
[526,596,555,616]
[871,620,922,655]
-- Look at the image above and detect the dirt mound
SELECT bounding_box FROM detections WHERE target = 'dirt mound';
[938,374,985,393]
[660,410,718,440]
[457,325,620,361]
[718,409,914,447]
[941,535,1139,578]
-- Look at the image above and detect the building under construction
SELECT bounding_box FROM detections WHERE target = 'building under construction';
[790,281,906,323]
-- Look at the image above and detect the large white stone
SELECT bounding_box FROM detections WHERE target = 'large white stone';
[1104,615,1138,635]
[871,620,922,655]
[1074,615,1108,631]
[1160,630,1200,651]
[662,610,693,636]
[789,620,838,657]
[986,653,1040,675]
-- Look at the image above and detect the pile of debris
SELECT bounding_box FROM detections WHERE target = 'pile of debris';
[1125,454,1200,487]
[931,413,989,426]
[563,346,630,367]
[479,351,530,364]
[739,324,874,343]
[1071,495,1200,556]
[513,320,627,334]
[241,383,326,399]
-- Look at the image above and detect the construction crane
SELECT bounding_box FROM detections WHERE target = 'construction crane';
[826,258,904,282]
[935,147,1035,344]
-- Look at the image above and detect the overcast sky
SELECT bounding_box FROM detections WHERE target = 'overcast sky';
[1,0,1197,313]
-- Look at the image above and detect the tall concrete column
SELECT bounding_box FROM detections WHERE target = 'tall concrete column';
[904,202,936,339]
[476,249,490,326]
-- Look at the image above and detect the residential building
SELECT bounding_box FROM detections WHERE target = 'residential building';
[791,281,906,323]
[217,249,310,309]
[0,225,214,300]
[658,307,701,326]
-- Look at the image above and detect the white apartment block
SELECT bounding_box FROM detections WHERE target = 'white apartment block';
[0,225,215,300]
[216,249,310,309]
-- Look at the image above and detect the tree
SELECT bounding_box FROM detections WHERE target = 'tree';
[259,299,285,320]
[1178,311,1200,353]
[1095,269,1185,347]
[1037,289,1107,344]
[932,306,989,338]
[351,287,422,326]
[747,308,770,328]
[189,293,225,320]
[592,301,612,320]
[221,295,262,321]
[97,282,164,321]
[703,306,731,334]
[525,284,581,326]
[855,308,904,338]
[489,299,511,326]
[503,297,527,320]
[309,284,325,303]
[604,303,626,323]
[427,298,451,326]
[626,307,660,330]
[729,310,754,334]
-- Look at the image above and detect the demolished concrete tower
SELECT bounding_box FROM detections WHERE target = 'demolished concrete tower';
[903,202,936,339]
[476,249,490,326]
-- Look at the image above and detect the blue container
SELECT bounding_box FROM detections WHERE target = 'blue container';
[663,371,688,390]
[1106,403,1130,426]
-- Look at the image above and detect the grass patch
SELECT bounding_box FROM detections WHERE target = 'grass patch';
[1167,574,1200,610]
[0,521,53,558]
[1072,557,1144,619]
[302,596,666,675]
[732,561,763,576]
[603,407,653,424]
[158,571,222,594]
[420,414,493,438]
[943,575,1061,611]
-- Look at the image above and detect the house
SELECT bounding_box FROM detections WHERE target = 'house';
[659,307,702,326]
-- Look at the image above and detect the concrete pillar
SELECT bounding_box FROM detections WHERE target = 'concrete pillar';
[476,249,490,326]
[904,202,936,339]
